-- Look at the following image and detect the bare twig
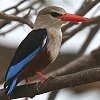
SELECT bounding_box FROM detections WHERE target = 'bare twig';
[0,24,22,36]
[78,23,100,55]
[0,0,41,29]
[2,0,28,12]
[0,11,34,28]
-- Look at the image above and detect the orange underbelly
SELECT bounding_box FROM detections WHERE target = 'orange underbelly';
[20,48,52,80]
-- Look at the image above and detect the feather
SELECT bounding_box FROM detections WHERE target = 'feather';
[6,46,42,82]
[7,77,17,95]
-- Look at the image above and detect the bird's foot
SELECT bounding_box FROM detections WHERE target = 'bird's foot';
[40,78,48,85]
[36,71,48,84]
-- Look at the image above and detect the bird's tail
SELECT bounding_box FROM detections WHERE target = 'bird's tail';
[4,77,18,95]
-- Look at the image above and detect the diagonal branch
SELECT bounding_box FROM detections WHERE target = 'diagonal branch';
[2,0,28,12]
[0,0,42,29]
[0,24,22,36]
[78,23,100,55]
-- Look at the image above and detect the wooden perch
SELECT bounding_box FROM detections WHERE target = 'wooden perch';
[1,67,100,99]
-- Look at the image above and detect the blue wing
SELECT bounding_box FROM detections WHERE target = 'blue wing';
[5,28,48,83]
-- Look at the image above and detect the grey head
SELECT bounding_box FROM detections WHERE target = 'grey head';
[38,6,66,17]
[34,6,67,29]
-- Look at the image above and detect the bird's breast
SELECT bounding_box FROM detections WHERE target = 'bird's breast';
[47,31,62,61]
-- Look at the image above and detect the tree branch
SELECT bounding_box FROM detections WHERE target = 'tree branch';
[2,0,28,12]
[1,67,100,99]
[0,24,22,36]
[0,0,42,29]
[0,12,34,28]
[78,23,100,55]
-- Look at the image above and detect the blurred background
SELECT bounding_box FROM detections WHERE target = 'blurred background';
[0,0,100,100]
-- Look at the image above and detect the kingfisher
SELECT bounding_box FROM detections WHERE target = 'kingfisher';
[4,6,90,95]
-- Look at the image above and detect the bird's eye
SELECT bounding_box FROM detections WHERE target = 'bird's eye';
[50,12,62,17]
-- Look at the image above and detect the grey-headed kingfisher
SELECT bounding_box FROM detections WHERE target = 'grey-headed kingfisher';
[4,6,90,95]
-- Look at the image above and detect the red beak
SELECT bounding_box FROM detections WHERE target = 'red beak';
[59,13,91,22]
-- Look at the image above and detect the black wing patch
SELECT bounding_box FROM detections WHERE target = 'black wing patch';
[9,28,48,67]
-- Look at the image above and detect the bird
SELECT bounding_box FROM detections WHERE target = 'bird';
[4,6,90,96]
